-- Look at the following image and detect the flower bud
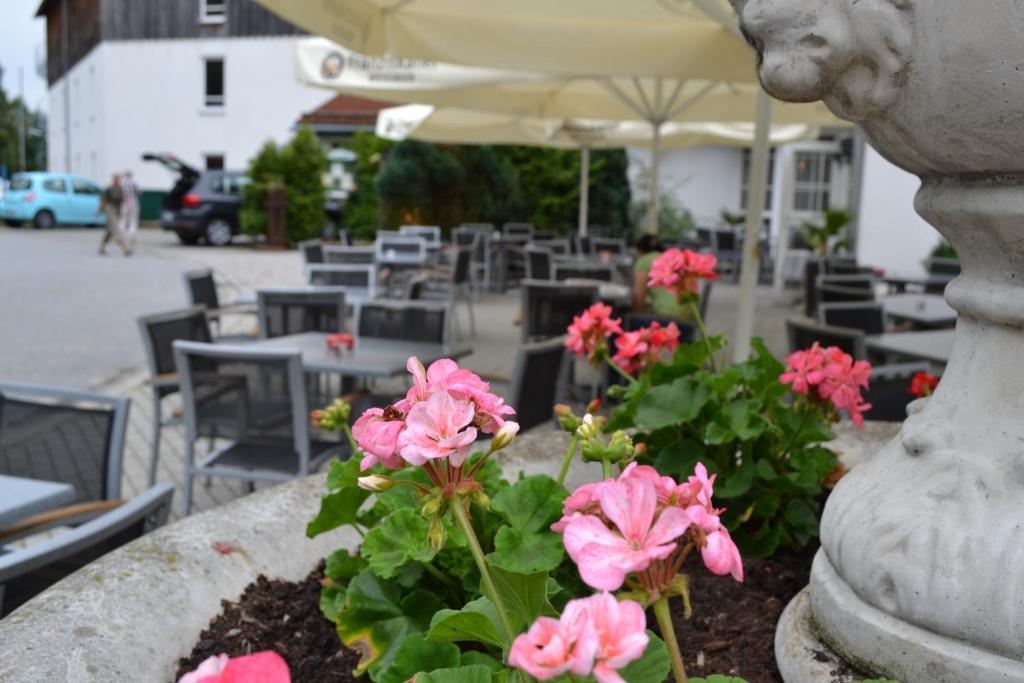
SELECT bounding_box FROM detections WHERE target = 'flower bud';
[490,422,520,451]
[608,430,635,460]
[357,474,395,492]
[471,489,490,509]
[576,413,604,440]
[586,398,602,415]
[554,404,582,432]
[312,398,353,432]
[427,515,446,551]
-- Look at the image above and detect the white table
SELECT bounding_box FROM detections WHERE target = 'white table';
[884,293,957,328]
[0,475,76,528]
[865,330,955,366]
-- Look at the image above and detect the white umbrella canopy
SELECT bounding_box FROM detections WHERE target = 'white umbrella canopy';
[260,0,749,80]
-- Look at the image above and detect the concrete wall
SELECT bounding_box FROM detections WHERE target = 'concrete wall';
[855,145,941,276]
[627,145,744,227]
[47,36,329,191]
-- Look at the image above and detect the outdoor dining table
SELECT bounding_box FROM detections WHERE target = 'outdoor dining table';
[882,272,955,294]
[883,293,957,329]
[864,329,955,368]
[0,475,76,529]
[245,332,472,378]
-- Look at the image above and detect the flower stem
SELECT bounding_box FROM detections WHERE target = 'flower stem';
[688,299,717,372]
[340,423,360,457]
[606,357,637,384]
[779,409,813,462]
[450,496,516,645]
[652,596,687,683]
[556,436,579,485]
[422,559,459,591]
[602,457,612,479]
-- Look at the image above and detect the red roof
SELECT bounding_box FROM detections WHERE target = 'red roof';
[298,94,392,127]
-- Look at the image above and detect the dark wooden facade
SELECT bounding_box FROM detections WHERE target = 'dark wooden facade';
[38,0,305,84]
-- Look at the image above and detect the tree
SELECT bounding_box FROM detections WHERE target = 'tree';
[0,63,47,174]
[344,131,394,240]
[375,139,463,229]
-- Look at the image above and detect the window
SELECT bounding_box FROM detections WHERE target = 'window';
[218,174,250,195]
[72,178,102,195]
[43,177,68,193]
[9,176,32,191]
[792,151,833,212]
[204,58,224,108]
[740,149,775,211]
[205,154,225,170]
[200,0,226,24]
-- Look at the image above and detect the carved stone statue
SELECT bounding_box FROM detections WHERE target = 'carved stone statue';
[731,1,1024,680]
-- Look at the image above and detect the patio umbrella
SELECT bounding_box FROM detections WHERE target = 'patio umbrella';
[375,104,820,234]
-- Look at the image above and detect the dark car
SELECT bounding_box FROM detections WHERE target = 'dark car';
[143,153,343,247]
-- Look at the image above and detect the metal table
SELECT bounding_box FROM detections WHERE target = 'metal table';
[245,332,473,378]
[883,293,957,329]
[883,272,955,294]
[0,475,76,528]
[865,330,955,366]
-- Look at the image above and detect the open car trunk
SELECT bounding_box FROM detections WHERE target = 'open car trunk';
[141,153,200,210]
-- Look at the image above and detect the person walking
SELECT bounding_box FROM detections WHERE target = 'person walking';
[97,173,127,256]
[119,170,140,254]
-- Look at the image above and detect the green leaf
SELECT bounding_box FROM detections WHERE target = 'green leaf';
[619,631,671,683]
[489,527,565,574]
[487,562,553,631]
[327,457,364,490]
[306,486,371,538]
[376,633,461,683]
[703,420,734,446]
[689,676,749,683]
[460,652,503,671]
[325,548,368,581]
[783,498,820,546]
[635,377,711,430]
[723,399,767,441]
[416,665,494,683]
[362,508,438,579]
[756,458,778,482]
[490,475,567,534]
[714,457,756,499]
[428,597,506,649]
[741,521,783,558]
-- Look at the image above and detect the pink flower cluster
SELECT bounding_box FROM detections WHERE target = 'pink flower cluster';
[351,357,515,470]
[178,651,290,683]
[780,343,872,426]
[565,303,623,363]
[509,592,648,683]
[553,462,743,591]
[647,248,718,300]
[612,322,682,374]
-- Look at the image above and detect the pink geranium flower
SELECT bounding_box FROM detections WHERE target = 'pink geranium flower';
[586,593,650,683]
[351,407,406,471]
[701,527,744,581]
[612,322,681,374]
[178,651,290,683]
[562,478,692,590]
[781,343,872,426]
[779,343,829,395]
[566,303,623,363]
[647,248,718,300]
[397,390,478,466]
[401,357,515,433]
[508,597,598,680]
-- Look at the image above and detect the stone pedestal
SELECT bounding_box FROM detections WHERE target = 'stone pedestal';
[732,1,1024,680]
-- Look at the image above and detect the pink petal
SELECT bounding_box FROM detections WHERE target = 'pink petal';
[644,506,691,547]
[600,479,656,543]
[219,652,291,683]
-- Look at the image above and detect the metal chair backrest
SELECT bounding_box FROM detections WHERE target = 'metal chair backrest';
[0,482,174,617]
[817,283,877,306]
[533,238,571,255]
[696,228,714,248]
[503,222,535,240]
[533,230,556,241]
[525,247,553,281]
[137,306,213,398]
[323,245,375,265]
[785,318,867,359]
[355,301,450,344]
[591,237,627,255]
[453,227,488,263]
[508,337,568,433]
[184,269,220,310]
[453,247,474,286]
[587,225,612,237]
[298,239,324,264]
[819,302,886,335]
[862,362,932,422]
[305,264,378,303]
[573,234,593,256]
[400,225,442,247]
[713,230,738,252]
[553,263,614,282]
[521,280,599,343]
[172,341,311,462]
[256,287,347,339]
[698,279,714,321]
[818,274,876,291]
[926,257,961,276]
[0,382,128,502]
[376,236,428,264]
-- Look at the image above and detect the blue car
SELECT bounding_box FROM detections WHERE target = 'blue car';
[0,172,108,229]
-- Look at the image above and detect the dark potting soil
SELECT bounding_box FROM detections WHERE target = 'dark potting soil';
[178,548,844,683]
[175,561,361,683]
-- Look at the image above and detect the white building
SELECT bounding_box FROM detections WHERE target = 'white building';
[37,0,330,216]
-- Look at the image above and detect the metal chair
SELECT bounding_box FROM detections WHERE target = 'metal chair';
[0,483,174,617]
[533,230,556,241]
[506,338,569,433]
[306,264,379,305]
[453,227,491,292]
[256,287,347,339]
[525,246,553,281]
[450,247,476,337]
[183,269,254,341]
[172,341,347,517]
[137,307,213,485]
[375,236,428,266]
[324,245,376,265]
[355,300,451,345]
[0,382,128,505]
[698,279,714,321]
[399,225,442,248]
[533,238,572,255]
[926,257,961,277]
[521,280,598,343]
[591,237,628,255]
[816,283,877,306]
[297,239,324,265]
[503,222,535,241]
[819,274,877,290]
[553,263,614,282]
[712,230,742,279]
[862,362,932,422]
[818,302,886,335]
[573,234,593,256]
[785,318,867,359]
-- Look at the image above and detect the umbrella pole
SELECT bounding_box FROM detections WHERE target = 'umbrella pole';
[733,89,773,362]
[647,121,662,234]
[579,145,590,235]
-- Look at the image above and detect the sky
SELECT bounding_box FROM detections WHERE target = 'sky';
[0,0,49,112]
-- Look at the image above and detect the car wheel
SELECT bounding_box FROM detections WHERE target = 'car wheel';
[176,232,200,245]
[203,218,234,247]
[33,210,55,230]
[4,220,24,228]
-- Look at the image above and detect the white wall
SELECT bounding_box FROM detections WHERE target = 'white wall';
[627,145,744,227]
[855,145,941,276]
[48,36,330,191]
